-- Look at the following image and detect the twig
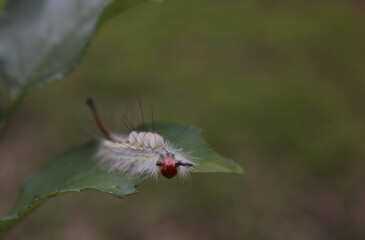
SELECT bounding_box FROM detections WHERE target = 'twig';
[0,92,27,137]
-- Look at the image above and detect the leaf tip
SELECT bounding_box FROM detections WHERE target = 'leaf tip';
[235,165,244,175]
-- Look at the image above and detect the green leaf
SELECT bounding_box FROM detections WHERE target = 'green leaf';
[0,0,150,97]
[97,0,148,30]
[0,123,242,236]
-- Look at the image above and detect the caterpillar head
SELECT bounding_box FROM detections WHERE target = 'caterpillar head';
[156,154,193,179]
[160,156,177,178]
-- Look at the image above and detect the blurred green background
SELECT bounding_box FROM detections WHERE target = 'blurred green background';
[1,0,365,239]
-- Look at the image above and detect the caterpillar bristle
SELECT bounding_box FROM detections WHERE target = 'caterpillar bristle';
[96,132,195,179]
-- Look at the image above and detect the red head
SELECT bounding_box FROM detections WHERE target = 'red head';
[161,157,177,178]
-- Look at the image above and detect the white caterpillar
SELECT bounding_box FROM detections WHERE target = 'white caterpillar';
[87,99,195,179]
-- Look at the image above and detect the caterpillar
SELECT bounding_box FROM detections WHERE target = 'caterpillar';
[87,98,195,179]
